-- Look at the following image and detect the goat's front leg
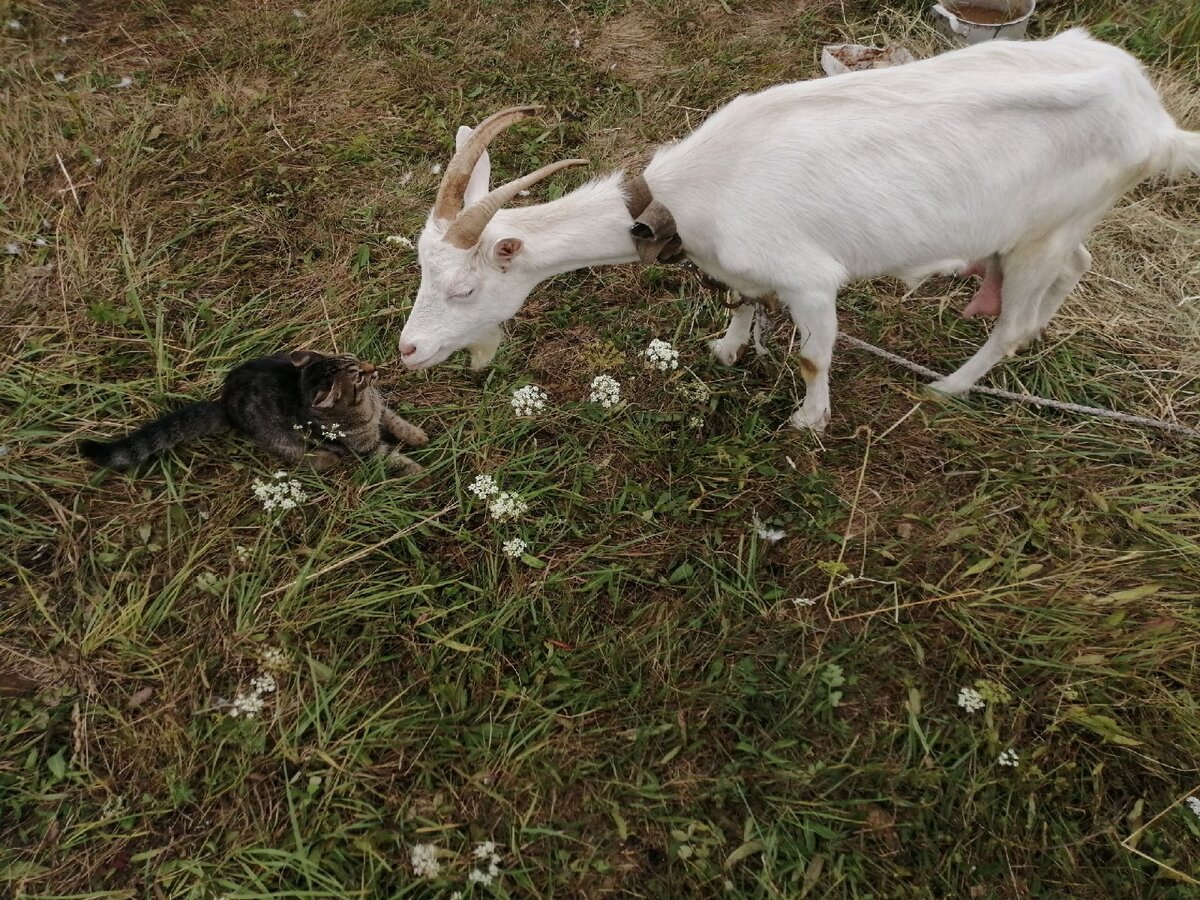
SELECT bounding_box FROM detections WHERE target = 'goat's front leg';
[709,298,756,365]
[466,325,504,371]
[779,288,838,433]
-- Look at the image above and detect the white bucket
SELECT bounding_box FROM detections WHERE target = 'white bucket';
[930,0,1036,44]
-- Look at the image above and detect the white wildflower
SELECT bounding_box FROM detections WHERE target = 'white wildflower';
[229,690,265,719]
[687,414,705,429]
[751,514,785,543]
[54,73,67,83]
[644,338,679,372]
[488,490,528,522]
[4,243,19,255]
[59,35,69,43]
[251,472,308,514]
[431,163,443,175]
[589,374,621,408]
[92,157,102,167]
[502,537,528,559]
[451,894,462,900]
[468,473,499,500]
[317,421,346,441]
[469,868,493,886]
[6,19,21,30]
[409,843,440,878]
[292,8,307,17]
[114,76,134,89]
[957,687,986,713]
[790,597,817,607]
[259,646,290,672]
[385,234,413,248]
[997,748,1019,767]
[235,544,251,563]
[518,189,531,196]
[473,841,497,860]
[251,673,277,695]
[511,384,548,417]
[34,238,47,247]
[1186,796,1200,819]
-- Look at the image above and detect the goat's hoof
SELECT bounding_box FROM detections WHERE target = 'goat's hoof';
[788,406,829,433]
[709,338,743,367]
[926,378,970,398]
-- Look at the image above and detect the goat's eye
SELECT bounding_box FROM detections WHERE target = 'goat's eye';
[449,287,475,302]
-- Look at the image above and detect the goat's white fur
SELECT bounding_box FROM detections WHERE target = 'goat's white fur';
[399,29,1200,431]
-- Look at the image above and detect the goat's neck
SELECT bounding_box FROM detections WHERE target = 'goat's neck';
[492,174,639,278]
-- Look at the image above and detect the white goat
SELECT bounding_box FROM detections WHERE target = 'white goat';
[398,29,1200,431]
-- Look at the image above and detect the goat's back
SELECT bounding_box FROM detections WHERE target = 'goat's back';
[646,29,1180,281]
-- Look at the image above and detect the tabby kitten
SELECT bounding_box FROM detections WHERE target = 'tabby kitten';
[80,350,427,473]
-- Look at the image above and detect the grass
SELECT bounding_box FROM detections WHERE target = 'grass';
[2,0,1200,896]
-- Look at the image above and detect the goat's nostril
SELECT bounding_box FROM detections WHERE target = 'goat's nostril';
[400,342,418,358]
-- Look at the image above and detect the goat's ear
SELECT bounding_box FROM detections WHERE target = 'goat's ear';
[491,238,524,272]
[289,350,317,368]
[456,125,491,208]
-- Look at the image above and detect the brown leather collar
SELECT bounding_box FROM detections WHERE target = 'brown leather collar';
[623,173,685,265]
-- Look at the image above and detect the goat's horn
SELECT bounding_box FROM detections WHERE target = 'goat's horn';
[443,158,589,249]
[432,105,540,222]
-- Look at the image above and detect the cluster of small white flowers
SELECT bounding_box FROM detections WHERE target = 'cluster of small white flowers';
[4,243,19,255]
[114,75,134,88]
[997,748,1019,767]
[511,384,548,417]
[488,491,528,522]
[468,842,502,886]
[6,19,21,30]
[468,474,499,499]
[250,673,277,695]
[589,375,621,408]
[226,647,288,719]
[751,514,786,543]
[957,687,986,713]
[502,537,527,559]
[251,472,308,513]
[259,645,291,672]
[644,338,679,372]
[790,597,817,608]
[410,843,440,878]
[385,234,414,248]
[431,163,443,175]
[235,544,251,563]
[318,422,346,441]
[54,72,67,82]
[1186,796,1200,819]
[676,379,712,405]
[229,690,265,719]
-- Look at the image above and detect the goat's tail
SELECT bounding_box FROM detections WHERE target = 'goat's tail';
[1161,130,1200,180]
[80,400,228,470]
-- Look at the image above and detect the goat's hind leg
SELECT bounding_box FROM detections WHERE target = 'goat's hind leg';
[930,239,1074,397]
[709,296,757,365]
[779,287,838,432]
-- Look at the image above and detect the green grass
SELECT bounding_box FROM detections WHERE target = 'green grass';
[2,0,1200,896]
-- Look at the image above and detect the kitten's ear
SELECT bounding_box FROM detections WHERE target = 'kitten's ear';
[290,350,318,368]
[312,382,343,409]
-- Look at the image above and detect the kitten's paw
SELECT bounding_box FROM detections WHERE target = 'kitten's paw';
[305,448,343,472]
[385,449,424,475]
[401,425,429,447]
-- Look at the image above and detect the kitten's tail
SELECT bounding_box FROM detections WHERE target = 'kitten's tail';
[80,401,229,470]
